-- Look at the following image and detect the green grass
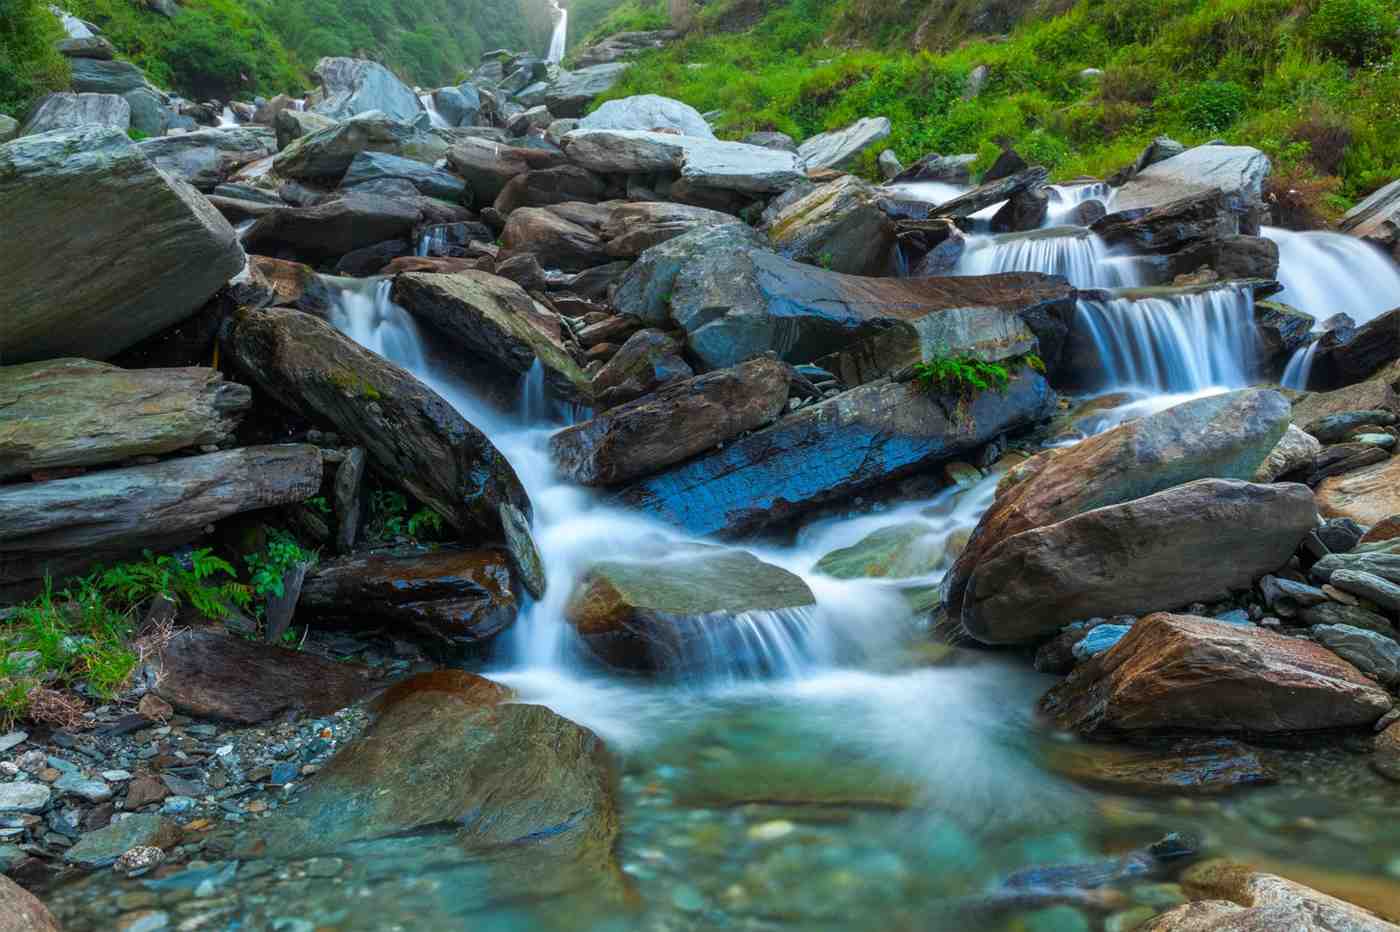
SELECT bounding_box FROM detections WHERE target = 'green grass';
[590,0,1400,204]
[568,0,669,53]
[0,0,70,118]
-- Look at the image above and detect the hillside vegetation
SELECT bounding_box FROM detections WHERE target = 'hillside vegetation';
[593,0,1400,212]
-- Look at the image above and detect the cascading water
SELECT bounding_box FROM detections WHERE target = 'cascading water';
[547,0,568,64]
[1263,226,1400,327]
[954,226,1143,289]
[1042,181,1112,227]
[417,93,450,129]
[1281,340,1320,390]
[217,106,238,127]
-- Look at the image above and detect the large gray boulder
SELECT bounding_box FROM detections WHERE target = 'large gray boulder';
[122,86,172,136]
[137,127,277,191]
[243,193,419,263]
[543,63,631,117]
[68,58,148,95]
[578,94,714,139]
[0,126,243,364]
[311,57,420,122]
[613,222,766,324]
[614,369,1056,538]
[20,92,129,136]
[797,116,891,172]
[562,129,803,194]
[434,84,481,127]
[342,150,467,202]
[964,479,1317,644]
[274,112,454,182]
[765,174,895,275]
[445,135,567,205]
[1112,144,1271,216]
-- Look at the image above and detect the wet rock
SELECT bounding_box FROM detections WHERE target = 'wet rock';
[136,127,276,191]
[340,151,467,202]
[0,783,50,813]
[392,270,590,399]
[20,91,129,135]
[499,501,546,601]
[1340,178,1400,257]
[814,522,952,580]
[1313,624,1400,686]
[797,116,891,172]
[499,205,610,272]
[1111,145,1270,220]
[1292,360,1400,425]
[1317,457,1400,526]
[0,126,243,364]
[154,629,376,724]
[1258,575,1329,617]
[311,57,420,122]
[544,63,631,118]
[1041,614,1392,736]
[946,389,1291,628]
[1073,624,1134,660]
[613,222,765,325]
[930,167,1048,219]
[0,360,250,481]
[577,93,712,138]
[964,479,1316,644]
[550,357,790,486]
[243,193,419,264]
[1145,860,1398,931]
[0,875,61,931]
[765,175,896,275]
[562,128,803,194]
[1312,309,1400,390]
[248,671,624,900]
[591,329,693,407]
[615,369,1055,538]
[1254,423,1321,482]
[1047,738,1272,794]
[601,201,734,258]
[1303,409,1398,443]
[1254,300,1316,364]
[1093,189,1247,256]
[274,113,453,182]
[1306,443,1390,486]
[1372,722,1400,781]
[565,545,815,670]
[226,307,530,539]
[63,813,180,869]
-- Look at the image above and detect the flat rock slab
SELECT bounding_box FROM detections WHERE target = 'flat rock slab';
[562,128,803,194]
[0,359,251,481]
[63,813,180,869]
[1045,738,1273,795]
[1112,145,1270,215]
[1316,456,1400,526]
[155,630,378,724]
[1040,614,1393,736]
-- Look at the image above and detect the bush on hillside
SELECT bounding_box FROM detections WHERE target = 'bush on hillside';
[1309,0,1397,65]
[0,0,69,118]
[1174,79,1247,132]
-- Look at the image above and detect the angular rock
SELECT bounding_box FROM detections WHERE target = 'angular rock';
[1313,624,1400,687]
[931,167,1048,219]
[1093,189,1247,255]
[765,175,896,275]
[601,200,734,258]
[615,369,1055,538]
[68,57,148,95]
[1330,570,1400,613]
[890,152,977,185]
[0,875,60,931]
[56,35,115,59]
[1041,614,1392,736]
[243,193,419,263]
[301,545,519,650]
[591,328,693,408]
[20,91,129,135]
[1109,135,1186,186]
[814,521,951,580]
[550,357,789,486]
[1312,308,1400,389]
[333,446,366,553]
[493,165,606,215]
[1255,300,1316,366]
[63,813,180,869]
[275,113,453,182]
[500,206,609,271]
[311,57,420,122]
[0,359,251,481]
[392,270,590,398]
[0,783,49,813]
[565,546,816,670]
[543,63,631,117]
[1292,360,1400,425]
[822,305,1038,388]
[964,479,1316,644]
[0,126,243,364]
[578,94,713,138]
[945,389,1292,627]
[155,629,376,724]
[1112,145,1270,217]
[342,151,467,202]
[434,85,481,127]
[136,127,276,191]
[445,135,567,205]
[1254,423,1322,482]
[1302,602,1396,635]
[742,131,797,152]
[274,108,337,149]
[1339,178,1400,255]
[1045,738,1272,795]
[797,116,891,172]
[562,129,803,194]
[226,308,530,539]
[1317,457,1400,526]
[613,222,765,325]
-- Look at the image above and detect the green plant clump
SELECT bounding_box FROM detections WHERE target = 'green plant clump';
[245,529,319,599]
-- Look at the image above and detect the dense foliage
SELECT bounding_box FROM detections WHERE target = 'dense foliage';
[567,0,668,50]
[593,0,1400,209]
[0,0,70,118]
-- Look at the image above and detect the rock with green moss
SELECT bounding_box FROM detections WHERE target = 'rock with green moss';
[226,307,531,543]
[273,112,455,182]
[765,174,896,275]
[822,306,1041,387]
[391,270,591,400]
[0,125,244,364]
[814,522,950,580]
[19,92,130,136]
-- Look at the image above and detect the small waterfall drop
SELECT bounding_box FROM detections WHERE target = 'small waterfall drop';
[1263,227,1400,327]
[1043,182,1112,227]
[217,106,238,127]
[1073,285,1260,393]
[955,227,1142,289]
[1281,341,1320,390]
[417,93,450,129]
[547,0,568,64]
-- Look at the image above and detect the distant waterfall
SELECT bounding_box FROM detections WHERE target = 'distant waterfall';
[1073,285,1260,393]
[547,0,568,63]
[417,93,450,128]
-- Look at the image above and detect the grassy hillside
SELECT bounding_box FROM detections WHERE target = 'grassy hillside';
[1,0,553,115]
[593,0,1400,214]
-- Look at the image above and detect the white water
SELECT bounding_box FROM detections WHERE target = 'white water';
[1281,340,1320,390]
[1263,226,1400,327]
[1043,181,1112,227]
[547,0,569,64]
[417,93,450,129]
[955,226,1142,289]
[217,106,238,128]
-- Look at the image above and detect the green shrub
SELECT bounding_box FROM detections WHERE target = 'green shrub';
[0,0,69,118]
[1308,0,1396,65]
[1175,79,1248,131]
[244,530,318,600]
[98,548,249,619]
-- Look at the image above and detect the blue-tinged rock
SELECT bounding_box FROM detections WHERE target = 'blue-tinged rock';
[1072,624,1133,661]
[1213,609,1252,626]
[269,762,299,785]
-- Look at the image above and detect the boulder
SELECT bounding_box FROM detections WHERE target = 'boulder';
[945,389,1292,627]
[929,167,1048,219]
[963,479,1317,644]
[565,546,816,670]
[435,84,481,127]
[0,126,243,364]
[742,131,797,152]
[613,222,765,325]
[1045,738,1272,795]
[492,165,606,214]
[1040,614,1392,736]
[0,360,251,481]
[1339,178,1400,256]
[1292,360,1400,425]
[1093,189,1246,254]
[136,127,276,191]
[1312,308,1400,389]
[300,546,519,651]
[765,175,896,275]
[19,91,129,135]
[246,671,624,901]
[1108,135,1186,186]
[562,129,803,194]
[1313,624,1400,687]
[339,150,467,202]
[56,35,115,59]
[669,245,1072,371]
[68,57,148,95]
[1254,300,1316,365]
[614,369,1056,538]
[0,116,16,144]
[1316,457,1400,526]
[243,193,419,263]
[0,445,322,595]
[274,108,337,149]
[598,200,731,258]
[1253,424,1322,482]
[500,206,609,271]
[391,270,590,398]
[274,112,453,182]
[445,135,567,205]
[573,29,678,67]
[577,94,713,138]
[226,308,530,540]
[0,876,60,932]
[62,813,181,869]
[890,152,977,185]
[590,328,694,407]
[311,57,420,122]
[814,521,952,580]
[550,357,790,485]
[797,116,891,172]
[543,63,631,117]
[123,86,172,136]
[1111,145,1270,218]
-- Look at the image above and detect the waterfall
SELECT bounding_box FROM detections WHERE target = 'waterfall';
[1281,341,1320,390]
[547,0,568,64]
[955,227,1143,289]
[1263,227,1400,327]
[1043,182,1112,227]
[417,93,450,129]
[1072,285,1260,393]
[218,106,238,127]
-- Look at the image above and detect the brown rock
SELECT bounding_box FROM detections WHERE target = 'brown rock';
[137,693,172,722]
[1373,722,1400,782]
[1292,360,1400,426]
[1317,457,1400,526]
[154,629,377,724]
[492,165,606,215]
[1361,516,1400,545]
[591,328,693,408]
[603,201,734,258]
[0,875,61,932]
[1046,737,1272,795]
[123,773,169,809]
[500,206,610,272]
[1040,614,1393,736]
[444,137,567,205]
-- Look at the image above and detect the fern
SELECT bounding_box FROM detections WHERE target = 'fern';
[245,530,318,600]
[96,549,249,619]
